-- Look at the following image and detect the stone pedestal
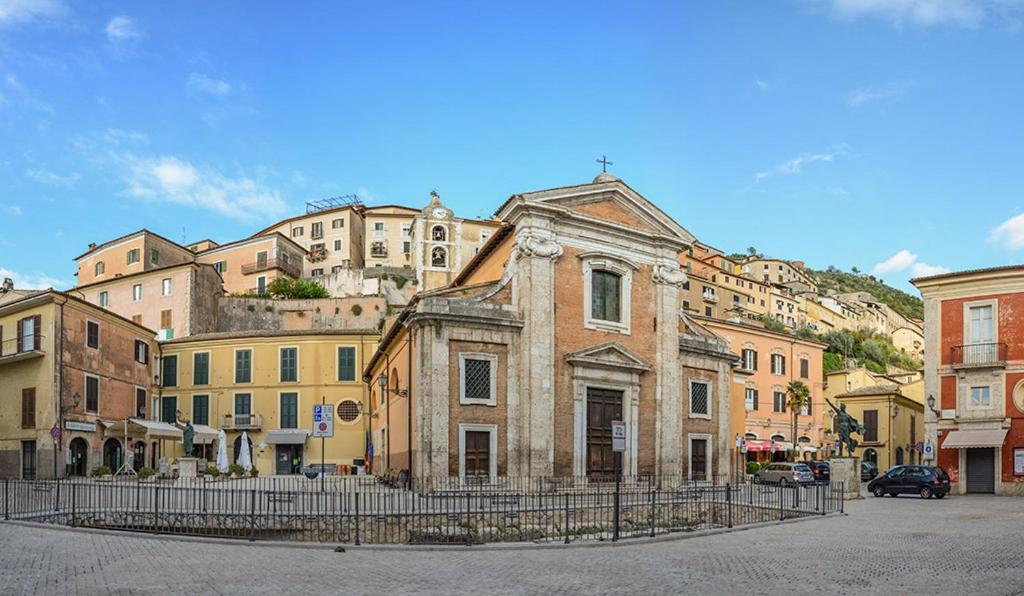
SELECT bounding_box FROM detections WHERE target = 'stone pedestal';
[178,457,199,479]
[829,457,862,500]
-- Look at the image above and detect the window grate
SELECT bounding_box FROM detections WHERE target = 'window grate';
[463,359,491,401]
[690,381,709,415]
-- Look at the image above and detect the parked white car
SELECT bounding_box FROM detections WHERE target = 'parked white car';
[753,462,814,485]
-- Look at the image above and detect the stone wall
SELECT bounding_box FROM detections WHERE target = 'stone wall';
[313,268,417,307]
[217,296,387,333]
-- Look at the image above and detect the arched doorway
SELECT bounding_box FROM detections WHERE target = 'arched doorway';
[864,448,878,465]
[233,435,253,464]
[133,442,146,472]
[103,439,123,472]
[68,438,88,476]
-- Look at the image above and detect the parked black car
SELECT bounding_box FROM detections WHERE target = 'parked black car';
[867,465,950,499]
[804,460,830,483]
[861,461,878,481]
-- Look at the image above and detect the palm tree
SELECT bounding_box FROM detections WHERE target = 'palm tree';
[786,380,811,462]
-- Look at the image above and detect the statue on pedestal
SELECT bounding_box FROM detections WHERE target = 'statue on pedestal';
[826,398,865,457]
[183,421,195,456]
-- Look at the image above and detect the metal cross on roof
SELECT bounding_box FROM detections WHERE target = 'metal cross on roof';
[596,155,613,172]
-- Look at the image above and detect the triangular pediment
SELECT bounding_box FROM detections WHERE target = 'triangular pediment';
[564,342,651,372]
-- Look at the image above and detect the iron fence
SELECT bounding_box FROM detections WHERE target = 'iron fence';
[2,475,843,545]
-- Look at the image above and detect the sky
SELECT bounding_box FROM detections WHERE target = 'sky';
[2,0,1024,293]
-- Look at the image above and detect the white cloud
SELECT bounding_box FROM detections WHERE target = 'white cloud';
[122,154,287,222]
[0,267,68,290]
[25,167,78,186]
[0,0,66,26]
[847,80,913,107]
[873,249,950,277]
[105,15,141,41]
[874,249,918,274]
[0,203,22,215]
[187,72,231,96]
[754,79,770,91]
[825,0,985,28]
[754,145,849,183]
[989,213,1024,249]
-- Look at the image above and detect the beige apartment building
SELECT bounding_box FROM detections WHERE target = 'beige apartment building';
[76,230,195,287]
[253,198,366,276]
[770,288,800,329]
[193,233,306,294]
[363,205,421,270]
[742,258,818,292]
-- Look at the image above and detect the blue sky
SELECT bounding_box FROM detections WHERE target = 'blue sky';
[2,0,1024,293]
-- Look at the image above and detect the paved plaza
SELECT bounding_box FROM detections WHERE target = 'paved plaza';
[1,492,1023,595]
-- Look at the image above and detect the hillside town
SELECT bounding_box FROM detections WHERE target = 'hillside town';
[1,172,944,487]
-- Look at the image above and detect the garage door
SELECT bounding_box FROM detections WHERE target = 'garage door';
[965,448,995,493]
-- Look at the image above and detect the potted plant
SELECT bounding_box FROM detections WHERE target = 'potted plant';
[138,466,156,482]
[90,465,113,482]
[203,464,221,479]
[228,463,245,478]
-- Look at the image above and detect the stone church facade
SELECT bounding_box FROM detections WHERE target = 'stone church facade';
[365,173,737,480]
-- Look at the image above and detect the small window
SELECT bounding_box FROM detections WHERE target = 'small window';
[86,321,100,349]
[970,386,991,407]
[373,222,385,232]
[591,270,621,323]
[135,388,146,418]
[214,260,227,273]
[280,347,298,382]
[193,352,210,385]
[161,395,177,424]
[160,309,172,329]
[134,340,149,364]
[127,249,140,265]
[161,278,172,296]
[689,380,710,417]
[338,400,360,422]
[741,349,757,371]
[432,225,447,241]
[235,349,252,383]
[331,265,343,274]
[431,246,447,268]
[371,241,387,257]
[771,354,786,375]
[85,375,99,412]
[161,355,178,388]
[311,222,323,238]
[95,261,105,276]
[745,388,759,411]
[280,392,298,429]
[21,388,35,428]
[403,241,411,254]
[311,268,324,277]
[338,347,356,382]
[292,226,304,237]
[704,306,712,317]
[132,284,143,302]
[460,354,497,405]
[98,291,109,308]
[332,218,344,229]
[150,249,160,264]
[334,239,342,251]
[800,358,809,379]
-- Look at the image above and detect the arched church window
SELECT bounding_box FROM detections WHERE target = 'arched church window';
[432,226,447,242]
[431,247,447,268]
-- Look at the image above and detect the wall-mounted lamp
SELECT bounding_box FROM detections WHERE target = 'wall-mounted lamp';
[377,371,409,398]
[926,394,940,417]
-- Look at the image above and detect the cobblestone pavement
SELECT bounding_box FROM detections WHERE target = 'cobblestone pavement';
[1,493,1022,595]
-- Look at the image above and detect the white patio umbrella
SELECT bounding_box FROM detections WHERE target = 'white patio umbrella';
[237,431,253,472]
[216,429,229,473]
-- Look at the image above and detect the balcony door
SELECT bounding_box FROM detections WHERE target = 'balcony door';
[968,305,994,344]
[234,393,252,427]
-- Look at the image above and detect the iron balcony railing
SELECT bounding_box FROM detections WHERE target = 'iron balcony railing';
[951,342,1007,367]
[241,258,301,279]
[0,335,46,362]
[221,413,263,430]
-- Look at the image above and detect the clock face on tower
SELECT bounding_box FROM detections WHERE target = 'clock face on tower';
[431,207,448,219]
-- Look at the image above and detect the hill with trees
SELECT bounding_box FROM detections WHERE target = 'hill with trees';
[809,266,923,321]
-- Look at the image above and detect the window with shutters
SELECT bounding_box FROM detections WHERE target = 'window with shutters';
[332,218,344,229]
[127,248,140,265]
[863,410,878,442]
[85,374,99,413]
[193,352,210,385]
[192,394,209,425]
[745,388,758,411]
[95,261,105,276]
[135,340,149,364]
[689,380,710,418]
[773,391,786,413]
[135,388,146,418]
[235,349,252,383]
[741,349,757,371]
[21,388,35,428]
[214,260,227,273]
[292,226,304,237]
[311,221,323,239]
[18,316,41,352]
[132,284,143,302]
[161,395,177,424]
[280,347,298,382]
[161,355,177,387]
[99,292,109,308]
[337,347,356,382]
[771,354,786,375]
[160,309,172,329]
[311,268,324,277]
[334,239,342,251]
[459,353,497,406]
[280,393,298,428]
[800,358,809,379]
[86,320,100,349]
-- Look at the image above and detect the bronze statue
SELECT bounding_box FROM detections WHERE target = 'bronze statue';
[183,421,195,455]
[826,398,864,457]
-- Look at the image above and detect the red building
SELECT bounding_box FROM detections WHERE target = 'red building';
[914,266,1024,495]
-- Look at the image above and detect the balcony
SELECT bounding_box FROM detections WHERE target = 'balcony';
[0,336,45,366]
[702,291,718,303]
[951,343,1007,369]
[222,413,263,430]
[241,258,301,279]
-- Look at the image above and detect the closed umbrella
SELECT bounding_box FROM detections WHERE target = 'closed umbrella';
[216,429,229,473]
[238,431,253,472]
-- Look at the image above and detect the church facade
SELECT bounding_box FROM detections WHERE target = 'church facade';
[364,174,738,480]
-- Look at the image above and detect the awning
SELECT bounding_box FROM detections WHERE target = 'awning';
[799,445,819,453]
[102,418,183,440]
[191,424,219,445]
[745,440,772,452]
[264,429,311,445]
[941,429,1007,449]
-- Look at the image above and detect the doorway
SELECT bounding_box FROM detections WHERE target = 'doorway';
[586,388,623,477]
[463,431,491,477]
[965,448,995,493]
[103,438,123,472]
[69,438,88,476]
[690,437,709,481]
[21,441,36,479]
[275,445,304,475]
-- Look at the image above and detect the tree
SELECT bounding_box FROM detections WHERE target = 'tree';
[746,246,758,256]
[851,266,860,274]
[786,380,811,462]
[265,277,329,299]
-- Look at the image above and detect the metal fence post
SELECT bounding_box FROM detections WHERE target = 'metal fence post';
[726,483,732,529]
[778,484,784,521]
[152,483,159,535]
[354,491,360,546]
[564,493,571,545]
[70,482,77,527]
[3,479,8,520]
[54,478,60,513]
[249,488,256,542]
[840,481,844,514]
[649,484,656,537]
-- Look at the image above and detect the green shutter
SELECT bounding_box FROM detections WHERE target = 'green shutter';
[162,356,177,387]
[235,350,252,383]
[194,353,210,385]
[338,347,356,381]
[280,348,297,382]
[161,396,177,424]
[193,395,209,425]
[280,393,298,429]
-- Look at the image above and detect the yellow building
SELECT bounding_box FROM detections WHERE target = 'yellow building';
[824,368,925,470]
[157,329,378,475]
[363,205,421,270]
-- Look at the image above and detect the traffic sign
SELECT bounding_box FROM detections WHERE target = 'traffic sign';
[50,425,61,440]
[923,440,935,460]
[313,405,334,438]
[611,420,626,452]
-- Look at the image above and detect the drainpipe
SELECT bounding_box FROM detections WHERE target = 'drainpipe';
[407,331,413,484]
[55,294,68,480]
[384,350,390,472]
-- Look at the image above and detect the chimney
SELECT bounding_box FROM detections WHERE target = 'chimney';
[87,243,97,251]
[0,277,12,293]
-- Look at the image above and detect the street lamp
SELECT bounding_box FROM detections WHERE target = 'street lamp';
[377,371,408,397]
[926,394,940,416]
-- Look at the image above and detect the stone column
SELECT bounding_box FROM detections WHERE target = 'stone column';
[653,261,686,476]
[922,295,940,467]
[413,320,451,480]
[510,227,562,477]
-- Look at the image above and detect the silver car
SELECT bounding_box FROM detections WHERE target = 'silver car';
[754,463,814,485]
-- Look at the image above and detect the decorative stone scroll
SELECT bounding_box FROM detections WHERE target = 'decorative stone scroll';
[652,262,687,287]
[514,231,564,260]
